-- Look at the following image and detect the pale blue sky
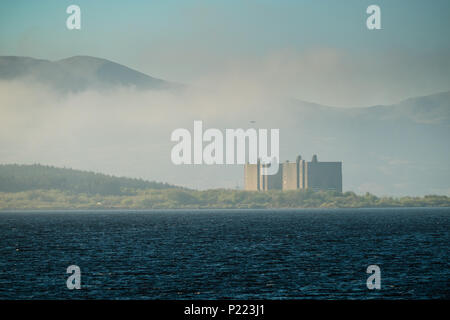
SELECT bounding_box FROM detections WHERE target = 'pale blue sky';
[1,0,449,105]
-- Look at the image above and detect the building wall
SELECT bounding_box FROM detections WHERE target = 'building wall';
[261,163,282,190]
[282,162,298,190]
[244,163,260,191]
[299,160,306,189]
[245,156,342,193]
[305,161,342,192]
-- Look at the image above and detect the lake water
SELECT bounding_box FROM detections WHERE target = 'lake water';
[0,208,448,299]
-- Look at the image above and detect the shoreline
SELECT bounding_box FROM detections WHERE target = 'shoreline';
[1,206,450,212]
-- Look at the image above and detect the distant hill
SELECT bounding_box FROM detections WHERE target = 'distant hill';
[268,90,450,196]
[0,55,178,92]
[0,55,448,196]
[0,164,177,195]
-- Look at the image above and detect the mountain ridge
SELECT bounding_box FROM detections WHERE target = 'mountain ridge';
[0,164,179,195]
[1,54,448,114]
[0,55,177,92]
[0,55,449,195]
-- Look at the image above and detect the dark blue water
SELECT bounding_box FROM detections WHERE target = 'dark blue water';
[0,208,448,299]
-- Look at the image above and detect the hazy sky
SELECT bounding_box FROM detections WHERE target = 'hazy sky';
[1,1,449,195]
[1,0,450,106]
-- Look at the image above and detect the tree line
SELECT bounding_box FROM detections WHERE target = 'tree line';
[0,188,449,210]
[0,164,175,195]
[1,164,449,209]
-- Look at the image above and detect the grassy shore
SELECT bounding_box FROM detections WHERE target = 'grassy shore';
[1,188,449,210]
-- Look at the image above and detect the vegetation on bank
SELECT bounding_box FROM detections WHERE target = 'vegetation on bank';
[0,164,175,194]
[0,188,449,210]
[0,164,449,209]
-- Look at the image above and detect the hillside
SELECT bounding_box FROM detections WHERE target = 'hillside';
[261,91,450,196]
[0,55,177,92]
[0,55,449,196]
[0,164,176,195]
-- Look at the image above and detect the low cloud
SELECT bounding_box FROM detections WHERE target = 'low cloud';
[0,78,277,189]
[1,47,449,194]
[189,48,450,107]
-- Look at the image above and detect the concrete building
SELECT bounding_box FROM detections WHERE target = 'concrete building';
[303,155,342,192]
[244,160,282,191]
[244,159,260,191]
[260,162,282,191]
[282,155,303,190]
[244,154,342,192]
